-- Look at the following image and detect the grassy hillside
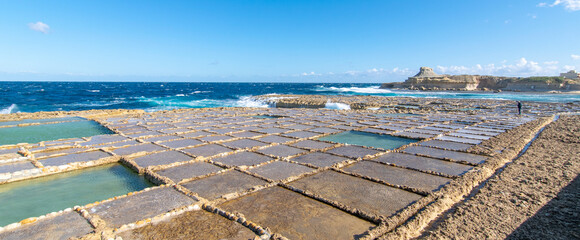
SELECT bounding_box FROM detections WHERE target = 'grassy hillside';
[513,76,565,84]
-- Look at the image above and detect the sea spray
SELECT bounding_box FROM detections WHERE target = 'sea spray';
[234,96,270,108]
[325,101,351,110]
[0,104,17,114]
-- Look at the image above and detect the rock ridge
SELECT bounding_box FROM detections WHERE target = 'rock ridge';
[381,67,580,92]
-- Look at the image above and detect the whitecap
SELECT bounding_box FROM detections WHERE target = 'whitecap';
[56,100,127,108]
[191,91,212,94]
[233,96,270,108]
[87,90,100,93]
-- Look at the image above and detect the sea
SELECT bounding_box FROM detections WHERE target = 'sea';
[1,82,579,114]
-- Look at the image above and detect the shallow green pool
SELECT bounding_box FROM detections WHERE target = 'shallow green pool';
[0,164,153,226]
[317,131,418,150]
[0,119,114,145]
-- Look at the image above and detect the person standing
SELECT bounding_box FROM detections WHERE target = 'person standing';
[517,101,522,115]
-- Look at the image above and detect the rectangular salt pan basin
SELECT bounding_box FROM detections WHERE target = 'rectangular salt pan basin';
[0,119,114,145]
[317,131,418,150]
[0,163,153,227]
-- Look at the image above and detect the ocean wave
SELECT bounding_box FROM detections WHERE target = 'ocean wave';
[87,90,100,93]
[325,102,351,110]
[138,95,271,112]
[191,91,212,94]
[315,86,391,94]
[233,96,270,108]
[0,104,17,114]
[56,100,128,108]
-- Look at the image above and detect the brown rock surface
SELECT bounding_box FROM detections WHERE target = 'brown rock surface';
[419,115,580,239]
[116,209,257,240]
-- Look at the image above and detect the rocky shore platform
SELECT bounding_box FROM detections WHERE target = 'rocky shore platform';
[0,96,578,239]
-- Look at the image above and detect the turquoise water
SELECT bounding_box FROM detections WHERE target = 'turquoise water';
[0,163,153,227]
[317,131,418,150]
[0,119,114,145]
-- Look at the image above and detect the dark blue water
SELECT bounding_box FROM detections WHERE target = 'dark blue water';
[1,82,578,113]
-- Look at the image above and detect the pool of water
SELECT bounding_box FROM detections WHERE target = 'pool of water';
[317,131,418,150]
[0,119,114,145]
[0,163,153,226]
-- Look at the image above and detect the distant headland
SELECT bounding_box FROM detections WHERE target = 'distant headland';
[381,67,580,93]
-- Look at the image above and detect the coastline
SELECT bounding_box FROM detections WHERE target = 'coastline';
[381,88,580,95]
[2,82,580,115]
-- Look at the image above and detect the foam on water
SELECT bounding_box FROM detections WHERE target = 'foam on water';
[138,95,271,112]
[0,104,18,114]
[55,99,128,108]
[325,102,351,110]
[234,96,270,108]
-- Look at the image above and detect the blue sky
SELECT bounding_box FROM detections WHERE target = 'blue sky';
[1,0,579,82]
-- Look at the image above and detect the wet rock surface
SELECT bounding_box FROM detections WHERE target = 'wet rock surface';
[89,187,196,228]
[220,186,376,240]
[0,211,93,240]
[289,170,423,217]
[117,209,257,240]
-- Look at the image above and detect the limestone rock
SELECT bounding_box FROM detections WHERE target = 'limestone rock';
[413,67,440,78]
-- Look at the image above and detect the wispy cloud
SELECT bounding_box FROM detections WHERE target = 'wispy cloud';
[435,58,574,77]
[572,54,580,60]
[537,0,580,11]
[301,71,321,76]
[28,21,50,34]
[297,67,414,82]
